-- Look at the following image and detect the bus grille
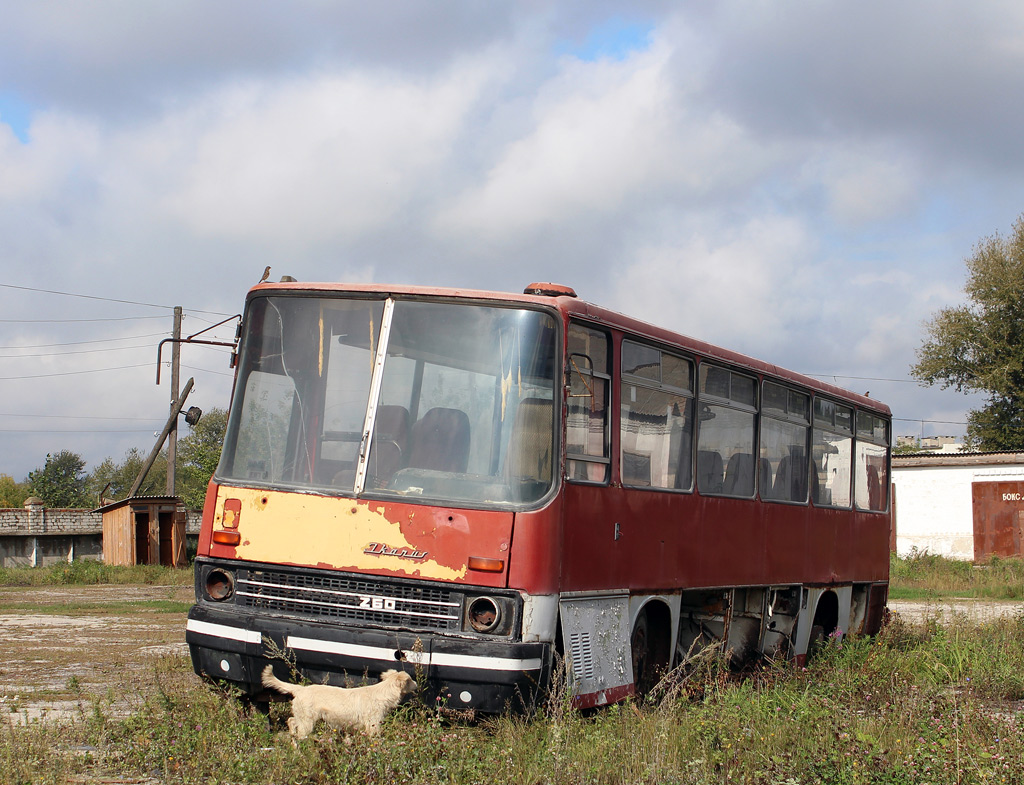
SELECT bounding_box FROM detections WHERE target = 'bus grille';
[234,568,463,632]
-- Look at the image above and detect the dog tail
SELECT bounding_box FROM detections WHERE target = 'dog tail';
[261,665,300,696]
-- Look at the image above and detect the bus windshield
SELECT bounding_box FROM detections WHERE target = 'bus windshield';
[218,295,559,508]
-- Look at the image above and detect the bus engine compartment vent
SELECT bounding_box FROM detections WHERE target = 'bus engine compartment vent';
[568,630,596,680]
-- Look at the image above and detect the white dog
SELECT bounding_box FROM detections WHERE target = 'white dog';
[261,665,418,739]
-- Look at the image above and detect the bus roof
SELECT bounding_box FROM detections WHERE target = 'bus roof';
[248,279,891,417]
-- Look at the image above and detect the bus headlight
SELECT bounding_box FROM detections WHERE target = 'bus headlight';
[205,568,235,601]
[467,596,502,633]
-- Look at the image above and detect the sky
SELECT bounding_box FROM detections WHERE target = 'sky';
[1,0,1020,485]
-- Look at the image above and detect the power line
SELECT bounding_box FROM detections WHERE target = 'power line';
[0,428,158,434]
[803,373,922,385]
[893,417,968,426]
[0,412,163,422]
[0,282,233,317]
[0,329,165,347]
[0,363,150,381]
[181,363,234,378]
[0,315,167,324]
[0,343,165,359]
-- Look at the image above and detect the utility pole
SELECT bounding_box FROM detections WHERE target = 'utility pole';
[166,306,182,496]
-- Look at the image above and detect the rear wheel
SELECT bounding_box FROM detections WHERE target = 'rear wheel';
[630,607,671,697]
[807,591,840,659]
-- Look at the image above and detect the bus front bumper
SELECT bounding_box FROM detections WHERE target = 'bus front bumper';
[186,603,550,714]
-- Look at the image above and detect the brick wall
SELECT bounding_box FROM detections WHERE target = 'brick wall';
[0,506,202,535]
[0,509,26,534]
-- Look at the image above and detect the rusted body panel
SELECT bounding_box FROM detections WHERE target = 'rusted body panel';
[559,482,889,593]
[205,484,514,588]
[972,481,1024,560]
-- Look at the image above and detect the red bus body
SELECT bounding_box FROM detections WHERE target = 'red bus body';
[186,281,890,712]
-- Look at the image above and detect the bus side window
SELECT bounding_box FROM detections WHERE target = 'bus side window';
[566,324,610,484]
[812,399,853,508]
[620,340,694,492]
[696,365,757,498]
[854,412,889,512]
[760,382,811,504]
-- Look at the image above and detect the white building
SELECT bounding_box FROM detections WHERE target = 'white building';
[892,452,1024,561]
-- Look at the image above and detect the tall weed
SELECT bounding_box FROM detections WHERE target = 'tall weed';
[3,610,1024,783]
[891,550,1024,599]
[0,560,193,587]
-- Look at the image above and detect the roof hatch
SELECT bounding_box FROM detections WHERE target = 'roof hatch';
[524,282,577,297]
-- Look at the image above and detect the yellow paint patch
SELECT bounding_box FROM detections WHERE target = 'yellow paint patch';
[213,487,467,580]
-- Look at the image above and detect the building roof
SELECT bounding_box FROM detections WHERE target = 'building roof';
[893,451,1024,468]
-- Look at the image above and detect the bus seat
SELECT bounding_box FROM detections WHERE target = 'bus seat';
[366,405,411,487]
[723,453,754,496]
[674,426,693,489]
[697,450,723,493]
[759,458,774,498]
[867,465,882,510]
[773,454,808,502]
[505,399,553,480]
[505,398,553,501]
[772,456,792,500]
[406,407,471,473]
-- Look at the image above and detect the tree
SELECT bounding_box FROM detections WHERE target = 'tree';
[912,214,1024,451]
[177,407,228,508]
[892,439,921,455]
[27,450,90,507]
[0,474,29,508]
[88,447,168,504]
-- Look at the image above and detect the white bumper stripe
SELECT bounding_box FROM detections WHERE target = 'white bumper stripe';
[187,620,541,673]
[286,635,542,672]
[187,618,263,644]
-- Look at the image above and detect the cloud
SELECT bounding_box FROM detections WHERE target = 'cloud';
[610,214,817,358]
[811,148,921,227]
[700,0,1024,172]
[0,1,512,116]
[432,37,766,244]
[155,64,489,251]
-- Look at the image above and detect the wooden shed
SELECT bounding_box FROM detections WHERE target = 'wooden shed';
[98,496,187,568]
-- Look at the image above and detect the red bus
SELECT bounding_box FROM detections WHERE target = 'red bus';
[186,281,890,712]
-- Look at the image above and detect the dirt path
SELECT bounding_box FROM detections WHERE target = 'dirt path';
[888,598,1024,624]
[0,584,193,725]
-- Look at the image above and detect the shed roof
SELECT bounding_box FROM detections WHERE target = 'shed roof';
[92,495,184,514]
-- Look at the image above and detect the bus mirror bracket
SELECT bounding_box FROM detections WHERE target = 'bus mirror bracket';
[156,314,242,384]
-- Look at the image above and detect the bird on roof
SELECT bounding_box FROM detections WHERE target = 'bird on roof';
[259,266,271,283]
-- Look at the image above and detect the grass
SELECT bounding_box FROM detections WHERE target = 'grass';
[0,599,191,614]
[889,550,1024,600]
[2,615,1024,784]
[1,555,1023,783]
[0,559,194,587]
